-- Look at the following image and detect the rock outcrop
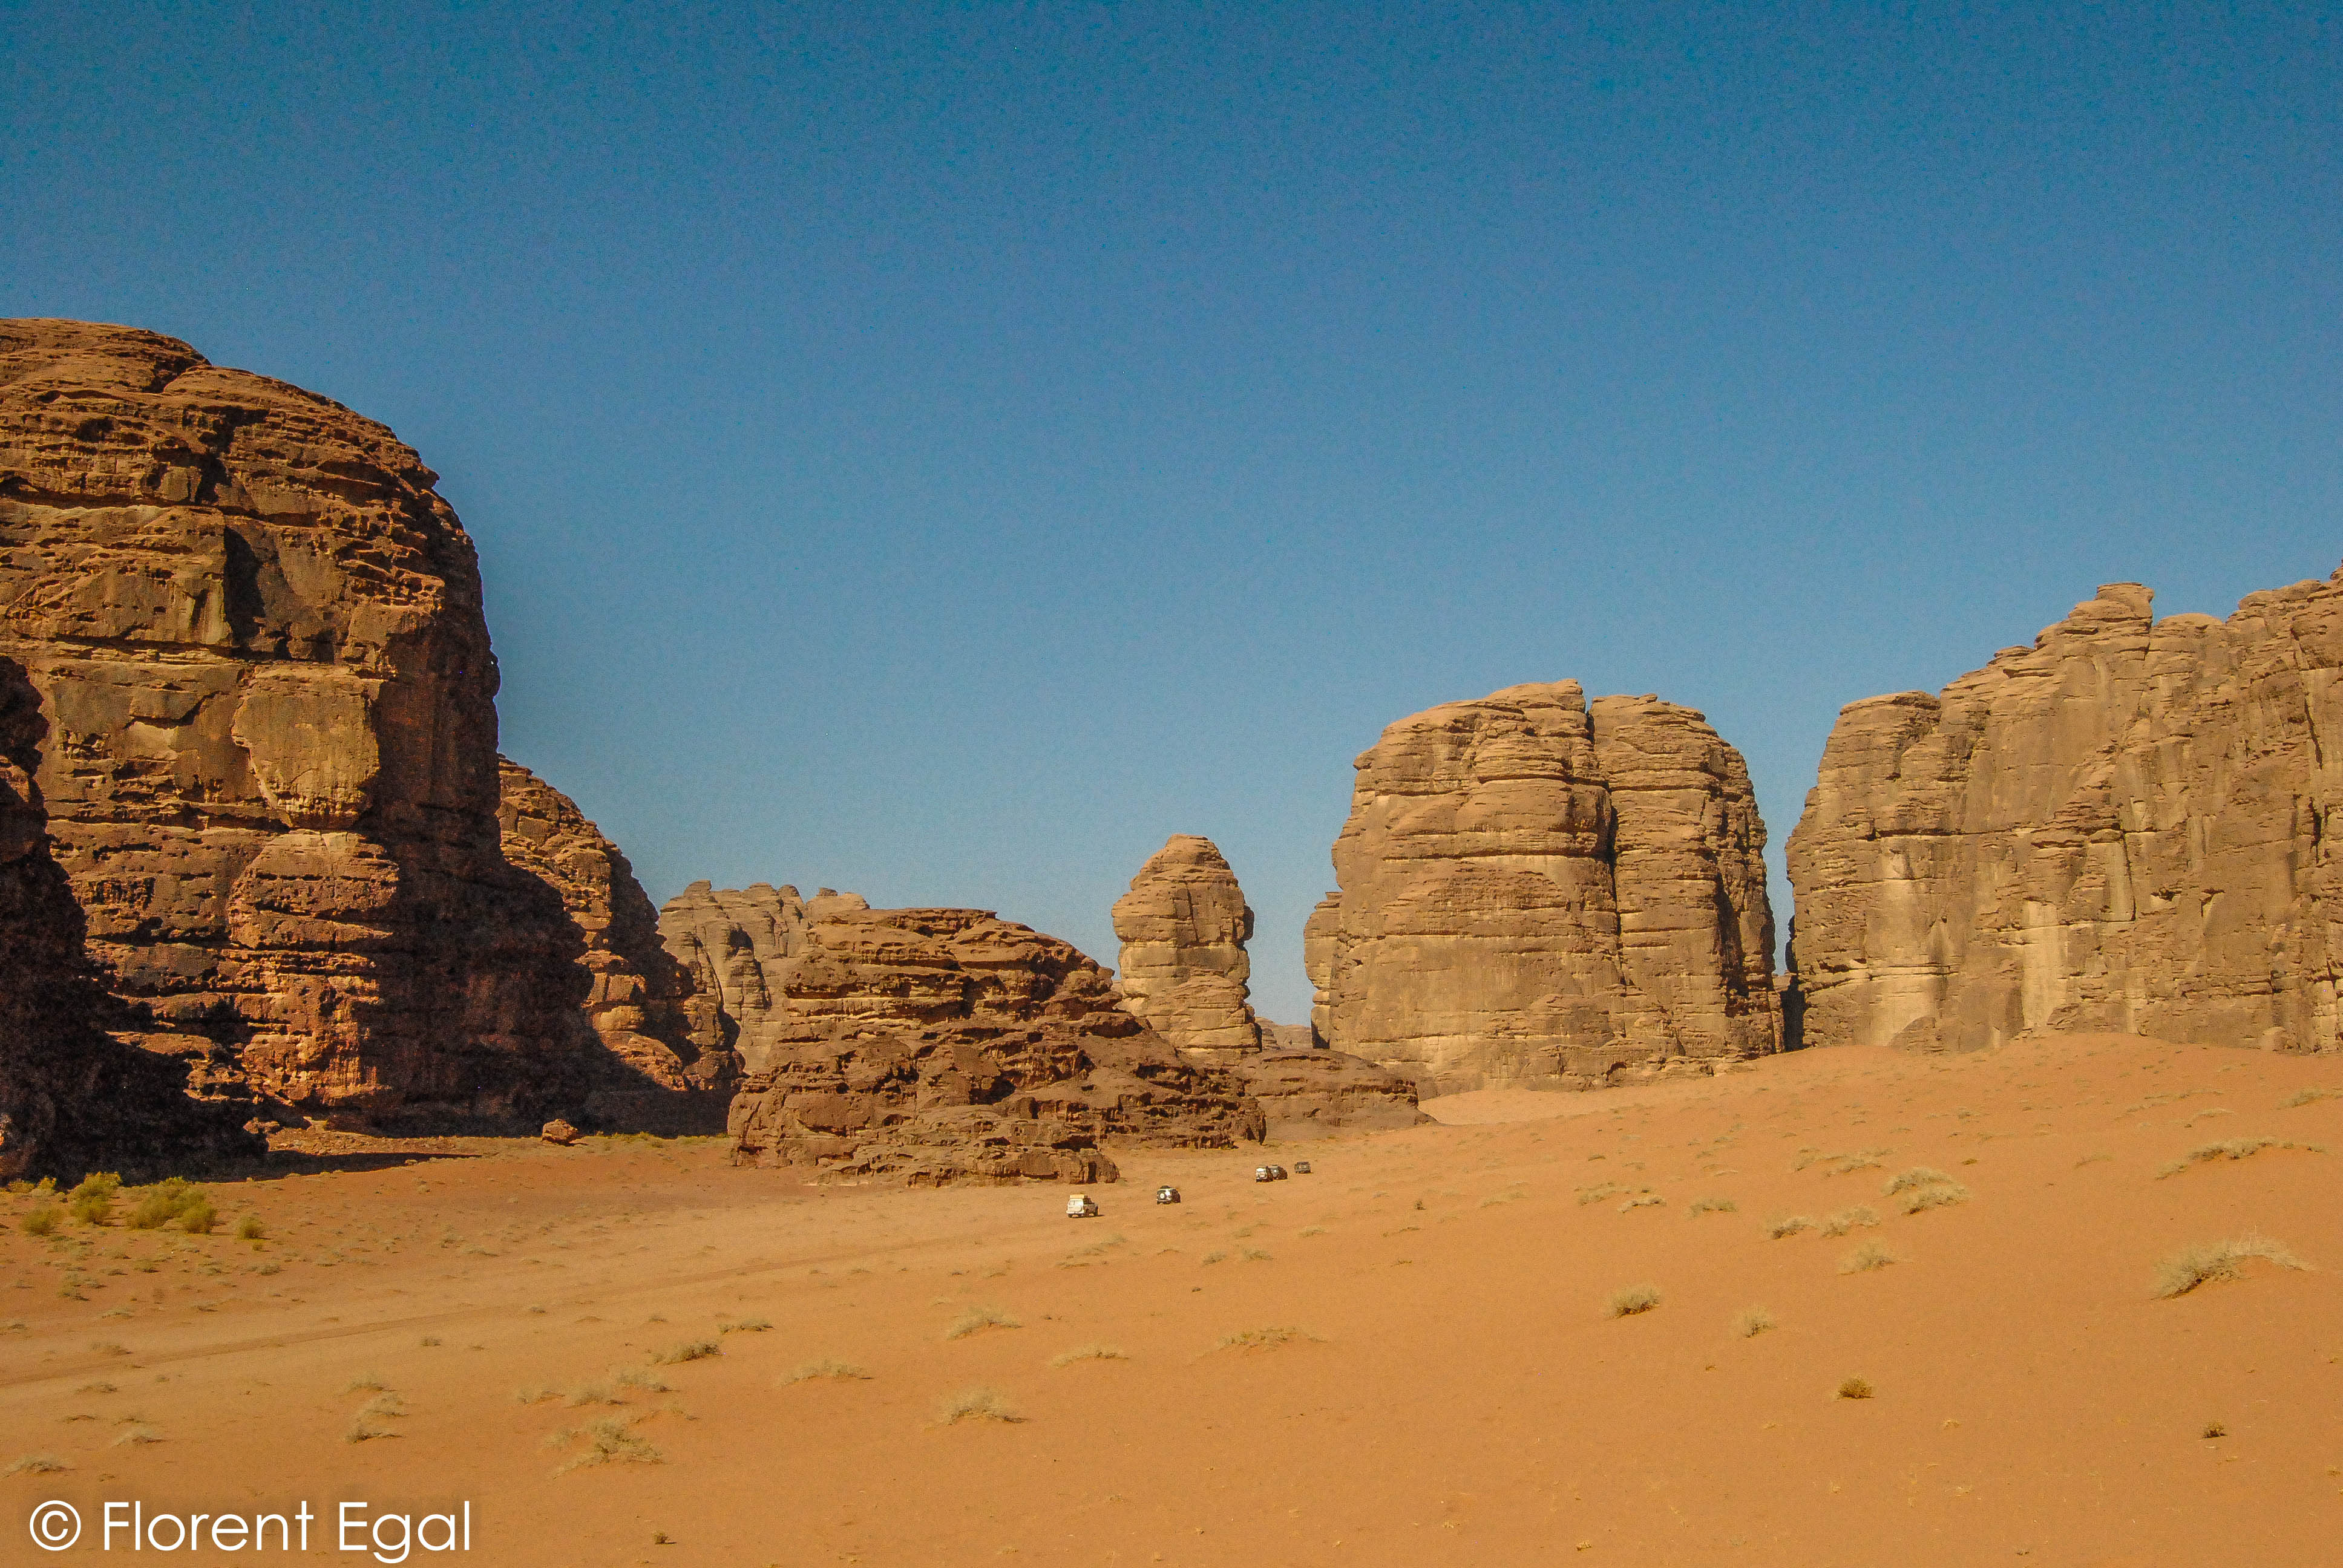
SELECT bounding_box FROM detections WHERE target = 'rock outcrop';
[1230,1050,1428,1140]
[657,881,871,1071]
[1,654,261,1179]
[0,319,591,1130]
[723,906,1265,1183]
[1787,575,2343,1056]
[1308,681,1781,1093]
[497,759,732,1130]
[1110,834,1263,1063]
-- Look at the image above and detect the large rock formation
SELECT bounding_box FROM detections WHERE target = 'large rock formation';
[1,654,261,1179]
[1307,681,1781,1093]
[1787,575,2343,1056]
[1231,1049,1428,1140]
[0,318,591,1130]
[496,759,731,1130]
[722,906,1265,1183]
[657,881,871,1071]
[1110,834,1262,1063]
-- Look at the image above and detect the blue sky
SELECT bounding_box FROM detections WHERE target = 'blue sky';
[6,2,2336,1021]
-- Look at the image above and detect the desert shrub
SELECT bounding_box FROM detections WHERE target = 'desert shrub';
[1606,1284,1662,1318]
[1838,1243,1898,1274]
[1821,1206,1879,1236]
[67,1173,122,1226]
[1765,1214,1815,1240]
[649,1339,721,1365]
[126,1178,212,1231]
[2201,1420,2227,1439]
[944,1306,1019,1341]
[1835,1376,1875,1400]
[1048,1344,1129,1367]
[719,1317,772,1334]
[1881,1167,1958,1197]
[235,1215,266,1241]
[1199,1250,1228,1266]
[2155,1138,2322,1178]
[1898,1183,1970,1215]
[2151,1235,2309,1299]
[1617,1194,1665,1212]
[342,1373,388,1393]
[21,1204,61,1238]
[549,1415,663,1472]
[111,1425,162,1445]
[1576,1183,1625,1206]
[1731,1306,1775,1338]
[1686,1197,1738,1218]
[4,1453,67,1475]
[780,1359,869,1384]
[1211,1326,1318,1351]
[935,1387,1021,1425]
[2280,1087,2341,1109]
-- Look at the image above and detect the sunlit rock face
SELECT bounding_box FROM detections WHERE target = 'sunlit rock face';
[1112,834,1263,1065]
[0,318,592,1130]
[1788,575,2343,1057]
[1308,681,1780,1094]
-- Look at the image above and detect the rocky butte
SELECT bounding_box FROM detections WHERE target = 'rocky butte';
[695,899,1265,1183]
[1307,681,1780,1094]
[1788,575,2343,1056]
[0,318,609,1131]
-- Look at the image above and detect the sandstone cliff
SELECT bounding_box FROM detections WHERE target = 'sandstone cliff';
[1308,681,1780,1093]
[1110,834,1262,1063]
[1787,575,2343,1056]
[657,881,871,1071]
[0,319,591,1130]
[723,906,1265,1183]
[1230,1049,1429,1140]
[1,654,261,1179]
[496,759,732,1130]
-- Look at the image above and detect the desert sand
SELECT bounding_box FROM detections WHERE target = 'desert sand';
[7,1033,2342,1566]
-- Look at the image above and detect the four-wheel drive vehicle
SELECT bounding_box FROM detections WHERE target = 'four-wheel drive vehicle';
[1066,1193,1099,1218]
[1155,1186,1181,1204]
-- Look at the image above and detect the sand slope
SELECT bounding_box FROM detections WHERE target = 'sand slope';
[6,1033,2342,1565]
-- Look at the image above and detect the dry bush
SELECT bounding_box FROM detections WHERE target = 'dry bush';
[719,1317,772,1334]
[1686,1197,1738,1218]
[67,1172,121,1226]
[1617,1193,1665,1212]
[342,1373,388,1393]
[2201,1420,2227,1439]
[1731,1306,1775,1338]
[935,1387,1023,1425]
[111,1425,162,1446]
[1821,1206,1880,1236]
[2075,1152,2114,1168]
[1836,1376,1875,1400]
[127,1178,213,1232]
[1606,1284,1662,1318]
[344,1417,396,1444]
[1838,1242,1898,1274]
[1881,1167,1958,1197]
[1048,1344,1129,1367]
[1199,1250,1228,1266]
[1765,1214,1816,1240]
[1898,1182,1970,1215]
[6,1452,68,1474]
[650,1339,721,1364]
[2155,1138,2322,1178]
[780,1359,869,1384]
[945,1305,1020,1341]
[2151,1235,2309,1299]
[548,1415,664,1472]
[20,1204,61,1238]
[1211,1326,1319,1352]
[1576,1183,1625,1206]
[235,1215,266,1241]
[2281,1087,2341,1109]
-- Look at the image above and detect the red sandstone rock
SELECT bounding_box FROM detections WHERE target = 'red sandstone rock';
[0,319,592,1130]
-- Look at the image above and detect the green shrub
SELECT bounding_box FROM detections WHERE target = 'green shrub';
[21,1204,61,1238]
[67,1173,121,1226]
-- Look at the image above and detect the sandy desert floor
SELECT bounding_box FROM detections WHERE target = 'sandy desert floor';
[7,1033,2343,1566]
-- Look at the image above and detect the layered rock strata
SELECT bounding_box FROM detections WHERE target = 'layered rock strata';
[1230,1050,1429,1140]
[1110,834,1263,1063]
[724,906,1265,1183]
[497,759,732,1131]
[1787,576,2343,1056]
[657,881,870,1071]
[0,318,590,1130]
[1308,681,1780,1093]
[1,654,261,1179]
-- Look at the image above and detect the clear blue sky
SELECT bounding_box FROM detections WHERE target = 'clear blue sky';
[7,3,2336,1022]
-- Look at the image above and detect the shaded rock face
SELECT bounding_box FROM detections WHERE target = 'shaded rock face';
[1230,1050,1429,1142]
[1308,681,1781,1094]
[1110,834,1262,1063]
[723,906,1265,1184]
[496,759,732,1131]
[1787,576,2343,1057]
[1,655,261,1180]
[657,881,871,1073]
[0,319,589,1131]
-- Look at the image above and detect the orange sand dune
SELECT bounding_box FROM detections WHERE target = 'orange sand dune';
[7,1033,2343,1566]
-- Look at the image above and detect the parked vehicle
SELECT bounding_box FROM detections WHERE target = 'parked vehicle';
[1066,1193,1099,1218]
[1294,1160,1312,1174]
[1267,1165,1289,1180]
[1253,1166,1274,1183]
[1155,1186,1181,1204]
